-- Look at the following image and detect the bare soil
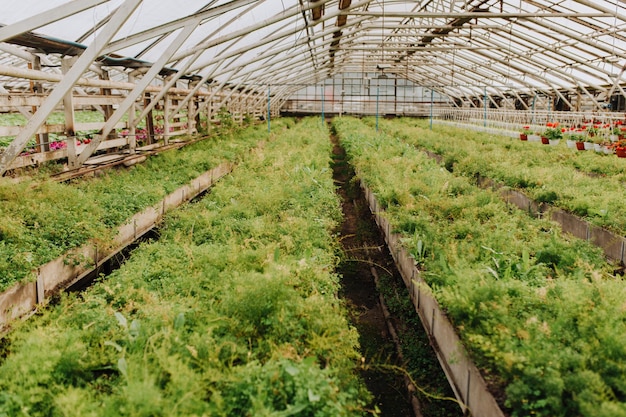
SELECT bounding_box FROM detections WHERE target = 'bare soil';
[330,129,464,417]
[330,134,415,416]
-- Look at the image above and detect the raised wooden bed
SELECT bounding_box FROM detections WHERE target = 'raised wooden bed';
[357,170,506,417]
[0,161,233,327]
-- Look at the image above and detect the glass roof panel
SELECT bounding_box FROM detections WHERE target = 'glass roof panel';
[0,0,626,103]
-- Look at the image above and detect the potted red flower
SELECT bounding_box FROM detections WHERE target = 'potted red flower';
[542,123,562,145]
[616,140,626,158]
[520,126,530,141]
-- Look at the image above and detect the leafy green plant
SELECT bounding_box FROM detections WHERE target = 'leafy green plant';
[0,118,372,416]
[0,121,265,291]
[377,118,626,235]
[542,123,563,141]
[333,116,625,417]
[403,231,428,266]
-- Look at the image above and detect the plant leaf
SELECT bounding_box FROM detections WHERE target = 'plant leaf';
[129,320,141,339]
[485,266,499,280]
[308,388,321,402]
[174,312,185,329]
[284,364,300,376]
[117,357,127,377]
[114,312,127,329]
[186,345,198,359]
[274,247,280,262]
[104,340,123,352]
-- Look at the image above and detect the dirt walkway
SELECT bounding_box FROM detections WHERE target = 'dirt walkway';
[330,125,464,417]
[331,133,416,416]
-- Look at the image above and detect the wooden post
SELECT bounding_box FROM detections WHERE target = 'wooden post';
[207,95,213,132]
[128,72,137,153]
[100,69,117,140]
[163,89,170,145]
[143,92,155,145]
[30,57,50,152]
[195,95,202,133]
[187,82,196,135]
[61,57,78,169]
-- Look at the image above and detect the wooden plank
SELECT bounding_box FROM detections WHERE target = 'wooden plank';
[83,154,127,165]
[168,130,188,137]
[0,124,63,136]
[133,207,160,237]
[62,58,78,169]
[589,225,625,261]
[74,122,126,131]
[74,95,125,106]
[0,94,45,108]
[0,121,126,137]
[8,149,68,169]
[136,143,161,151]
[360,179,506,417]
[550,208,588,241]
[96,138,128,150]
[163,187,184,212]
[39,245,96,293]
[0,281,37,326]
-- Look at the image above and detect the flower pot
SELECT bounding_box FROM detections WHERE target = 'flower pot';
[576,141,585,150]
[603,145,614,155]
[616,147,626,158]
[528,134,541,142]
[594,144,603,153]
[610,134,619,142]
[549,139,560,146]
[541,136,550,145]
[566,139,576,149]
[519,133,528,141]
[584,141,594,150]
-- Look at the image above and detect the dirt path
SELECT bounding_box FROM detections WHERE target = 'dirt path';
[330,126,464,417]
[330,133,416,416]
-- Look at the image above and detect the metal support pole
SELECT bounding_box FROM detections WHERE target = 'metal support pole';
[321,85,325,124]
[376,87,380,132]
[267,85,271,133]
[531,94,536,125]
[548,96,552,121]
[430,88,434,130]
[483,86,487,128]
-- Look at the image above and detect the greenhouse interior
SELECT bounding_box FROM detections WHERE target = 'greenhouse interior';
[2,1,626,416]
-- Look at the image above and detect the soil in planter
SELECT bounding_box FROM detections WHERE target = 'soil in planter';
[330,129,463,417]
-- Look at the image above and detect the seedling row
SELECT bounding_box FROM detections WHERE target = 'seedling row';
[0,122,264,291]
[0,118,371,416]
[333,117,625,417]
[379,118,626,235]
